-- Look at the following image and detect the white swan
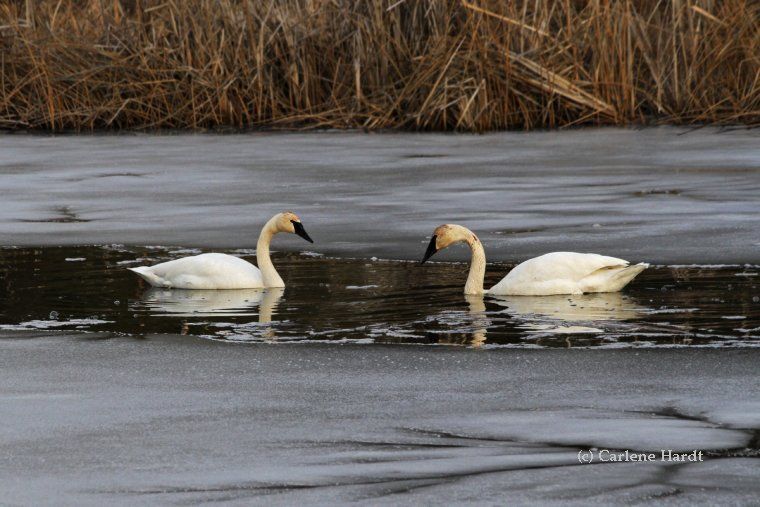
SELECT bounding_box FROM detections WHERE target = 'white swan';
[128,212,313,289]
[420,224,648,296]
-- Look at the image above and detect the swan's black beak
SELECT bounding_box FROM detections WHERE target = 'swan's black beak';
[420,235,438,265]
[292,221,314,243]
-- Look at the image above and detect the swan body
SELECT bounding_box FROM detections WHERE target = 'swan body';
[421,224,647,296]
[129,253,263,289]
[489,252,648,296]
[128,212,312,289]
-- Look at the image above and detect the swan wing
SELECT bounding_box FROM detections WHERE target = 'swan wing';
[128,253,263,289]
[490,252,645,296]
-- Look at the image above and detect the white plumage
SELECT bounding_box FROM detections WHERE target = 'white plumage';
[421,224,647,296]
[129,253,263,289]
[489,251,648,296]
[128,211,313,290]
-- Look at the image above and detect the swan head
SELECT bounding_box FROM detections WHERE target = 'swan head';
[277,211,313,243]
[420,224,477,264]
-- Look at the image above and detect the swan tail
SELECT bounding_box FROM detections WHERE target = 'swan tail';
[605,262,649,292]
[128,266,169,287]
[581,262,648,293]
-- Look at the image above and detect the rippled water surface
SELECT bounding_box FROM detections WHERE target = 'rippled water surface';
[1,246,758,347]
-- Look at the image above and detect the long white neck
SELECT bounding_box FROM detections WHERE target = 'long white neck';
[464,236,486,295]
[257,216,285,288]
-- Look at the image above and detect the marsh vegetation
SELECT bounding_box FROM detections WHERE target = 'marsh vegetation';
[1,0,758,131]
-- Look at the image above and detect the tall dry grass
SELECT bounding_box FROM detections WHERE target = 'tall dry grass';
[1,0,758,131]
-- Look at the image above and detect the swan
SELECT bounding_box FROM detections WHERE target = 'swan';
[128,212,313,289]
[420,224,648,296]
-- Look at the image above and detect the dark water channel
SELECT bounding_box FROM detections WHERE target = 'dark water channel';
[1,246,757,348]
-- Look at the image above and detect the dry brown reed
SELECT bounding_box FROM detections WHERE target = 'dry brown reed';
[1,0,758,131]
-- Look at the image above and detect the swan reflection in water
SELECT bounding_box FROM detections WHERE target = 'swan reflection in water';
[466,295,490,347]
[437,293,648,347]
[435,295,491,348]
[136,287,284,340]
[489,292,648,335]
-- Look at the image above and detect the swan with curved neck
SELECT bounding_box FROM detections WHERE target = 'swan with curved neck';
[128,211,313,289]
[420,224,648,296]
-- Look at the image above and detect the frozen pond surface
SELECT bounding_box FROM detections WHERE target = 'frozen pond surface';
[1,335,759,505]
[1,128,759,504]
[1,127,758,263]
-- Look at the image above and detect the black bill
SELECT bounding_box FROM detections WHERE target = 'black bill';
[291,221,314,243]
[420,235,438,264]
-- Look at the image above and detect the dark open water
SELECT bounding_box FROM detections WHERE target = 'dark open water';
[1,245,757,348]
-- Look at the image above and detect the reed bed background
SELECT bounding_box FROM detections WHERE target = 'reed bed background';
[1,0,758,131]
